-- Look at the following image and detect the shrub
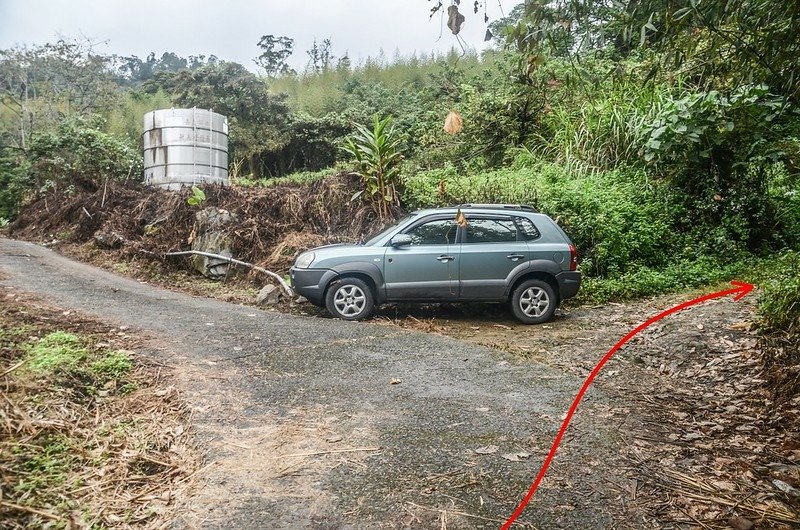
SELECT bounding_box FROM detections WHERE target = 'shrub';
[0,152,31,220]
[405,158,679,278]
[757,251,800,399]
[28,115,142,192]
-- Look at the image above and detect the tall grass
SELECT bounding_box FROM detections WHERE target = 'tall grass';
[533,80,666,174]
[105,89,173,146]
[268,48,491,115]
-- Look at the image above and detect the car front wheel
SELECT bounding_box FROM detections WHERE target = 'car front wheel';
[325,277,375,321]
[511,279,557,324]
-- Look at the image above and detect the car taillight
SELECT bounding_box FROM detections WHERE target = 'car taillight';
[569,244,577,271]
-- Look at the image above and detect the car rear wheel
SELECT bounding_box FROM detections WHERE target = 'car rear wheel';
[325,278,375,321]
[511,279,557,324]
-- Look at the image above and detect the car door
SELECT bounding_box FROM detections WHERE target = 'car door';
[383,216,460,301]
[459,215,530,300]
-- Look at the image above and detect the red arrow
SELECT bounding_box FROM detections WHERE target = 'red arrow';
[502,281,754,529]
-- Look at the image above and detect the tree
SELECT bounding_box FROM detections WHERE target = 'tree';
[0,40,118,151]
[148,61,293,178]
[112,52,217,85]
[306,38,334,73]
[254,35,295,77]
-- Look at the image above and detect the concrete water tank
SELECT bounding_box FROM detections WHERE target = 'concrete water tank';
[143,108,229,190]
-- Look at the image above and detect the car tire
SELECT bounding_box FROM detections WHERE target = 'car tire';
[325,277,375,321]
[510,279,557,324]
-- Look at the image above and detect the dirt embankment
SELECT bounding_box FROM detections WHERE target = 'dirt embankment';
[9,175,385,274]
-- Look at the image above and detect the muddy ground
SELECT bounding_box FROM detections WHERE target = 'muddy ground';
[1,237,798,529]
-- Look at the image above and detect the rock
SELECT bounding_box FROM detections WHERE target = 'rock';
[195,207,235,230]
[191,207,238,279]
[256,284,281,306]
[728,516,754,530]
[295,296,308,304]
[191,232,232,279]
[94,231,124,249]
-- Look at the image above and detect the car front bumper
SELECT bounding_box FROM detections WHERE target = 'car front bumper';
[289,267,338,306]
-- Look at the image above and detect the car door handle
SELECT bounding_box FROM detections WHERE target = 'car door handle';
[436,255,455,262]
[507,254,525,261]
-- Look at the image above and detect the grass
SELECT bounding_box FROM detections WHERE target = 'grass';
[23,331,88,373]
[13,434,77,498]
[21,330,133,380]
[90,350,133,379]
[0,299,197,528]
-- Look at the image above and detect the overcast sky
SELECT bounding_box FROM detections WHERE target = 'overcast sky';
[0,0,510,71]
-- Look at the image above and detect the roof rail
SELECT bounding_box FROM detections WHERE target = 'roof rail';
[457,203,538,212]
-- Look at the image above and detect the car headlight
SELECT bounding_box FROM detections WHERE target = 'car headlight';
[295,252,315,269]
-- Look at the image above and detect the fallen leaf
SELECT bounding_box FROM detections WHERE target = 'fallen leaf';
[501,452,531,462]
[727,516,754,530]
[773,479,800,497]
[474,445,499,455]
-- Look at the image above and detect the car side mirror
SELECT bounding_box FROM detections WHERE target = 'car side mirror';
[390,234,412,247]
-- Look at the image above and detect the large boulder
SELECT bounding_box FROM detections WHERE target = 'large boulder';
[190,207,237,279]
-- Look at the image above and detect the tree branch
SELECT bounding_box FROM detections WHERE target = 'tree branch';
[141,249,294,298]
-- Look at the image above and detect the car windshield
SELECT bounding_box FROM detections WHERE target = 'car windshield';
[361,214,416,246]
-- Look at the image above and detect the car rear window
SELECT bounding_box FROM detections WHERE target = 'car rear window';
[514,216,541,240]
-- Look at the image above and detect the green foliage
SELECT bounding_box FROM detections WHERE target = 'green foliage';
[0,40,120,150]
[27,115,142,192]
[105,88,173,145]
[577,258,749,304]
[231,166,336,188]
[0,151,31,219]
[260,113,350,175]
[90,350,133,379]
[342,115,404,218]
[113,51,218,86]
[23,331,88,373]
[13,434,77,497]
[758,251,800,338]
[640,85,786,166]
[187,185,206,206]
[755,251,800,397]
[255,35,295,77]
[21,329,134,393]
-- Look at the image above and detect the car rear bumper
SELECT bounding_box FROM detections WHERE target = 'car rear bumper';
[289,267,338,306]
[556,271,581,300]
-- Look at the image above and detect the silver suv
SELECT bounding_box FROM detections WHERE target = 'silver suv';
[290,205,580,324]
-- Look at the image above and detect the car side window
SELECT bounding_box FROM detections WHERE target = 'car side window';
[465,218,518,243]
[405,219,457,245]
[514,217,541,241]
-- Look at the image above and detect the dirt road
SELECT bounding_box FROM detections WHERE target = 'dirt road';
[0,237,683,528]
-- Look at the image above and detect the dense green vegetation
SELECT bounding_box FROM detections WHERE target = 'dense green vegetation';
[0,2,798,325]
